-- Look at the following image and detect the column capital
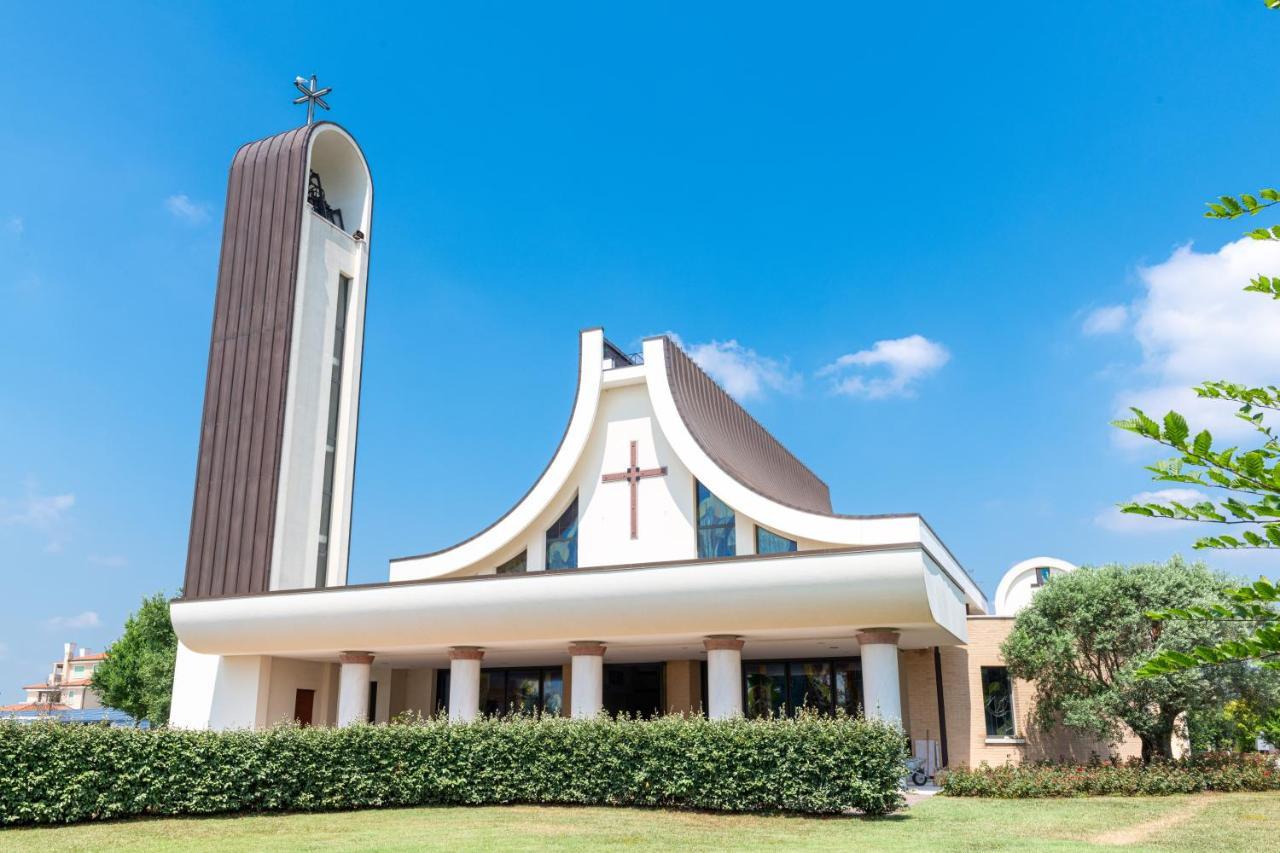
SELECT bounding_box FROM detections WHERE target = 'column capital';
[339,651,375,664]
[448,646,485,661]
[568,641,607,657]
[703,635,745,652]
[856,629,900,646]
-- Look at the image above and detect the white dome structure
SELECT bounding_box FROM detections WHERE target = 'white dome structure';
[993,556,1078,616]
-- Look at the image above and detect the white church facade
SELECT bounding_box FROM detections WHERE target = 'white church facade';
[168,120,1138,770]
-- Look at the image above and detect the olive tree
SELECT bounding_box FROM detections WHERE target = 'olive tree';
[1002,558,1260,761]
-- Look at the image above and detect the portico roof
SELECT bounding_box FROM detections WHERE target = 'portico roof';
[171,543,968,663]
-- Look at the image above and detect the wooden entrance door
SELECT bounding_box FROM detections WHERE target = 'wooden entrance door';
[293,688,316,726]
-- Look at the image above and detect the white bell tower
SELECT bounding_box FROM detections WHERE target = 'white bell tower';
[182,118,373,598]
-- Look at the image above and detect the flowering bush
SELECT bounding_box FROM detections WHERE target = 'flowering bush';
[940,752,1280,798]
[0,712,906,825]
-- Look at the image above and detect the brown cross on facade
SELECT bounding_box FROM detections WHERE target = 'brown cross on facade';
[600,440,668,539]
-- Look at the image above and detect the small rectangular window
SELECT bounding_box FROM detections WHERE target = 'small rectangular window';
[1034,566,1052,586]
[755,526,797,555]
[981,666,1016,737]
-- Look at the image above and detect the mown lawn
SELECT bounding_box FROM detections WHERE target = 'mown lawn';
[1,792,1276,851]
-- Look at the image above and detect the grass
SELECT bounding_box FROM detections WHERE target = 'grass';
[1,792,1276,851]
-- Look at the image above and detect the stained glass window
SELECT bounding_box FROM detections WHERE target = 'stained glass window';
[495,552,527,575]
[545,498,578,570]
[981,666,1016,737]
[755,526,797,555]
[696,482,736,558]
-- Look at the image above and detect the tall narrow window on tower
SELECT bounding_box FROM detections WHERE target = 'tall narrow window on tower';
[316,274,352,587]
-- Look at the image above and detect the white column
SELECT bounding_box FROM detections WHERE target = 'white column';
[857,630,902,725]
[568,642,606,718]
[448,647,484,722]
[337,651,374,727]
[704,636,744,720]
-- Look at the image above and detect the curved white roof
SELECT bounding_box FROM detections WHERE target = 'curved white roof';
[387,329,989,613]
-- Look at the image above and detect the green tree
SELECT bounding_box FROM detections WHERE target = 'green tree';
[91,592,177,726]
[1110,124,1280,674]
[1002,558,1260,762]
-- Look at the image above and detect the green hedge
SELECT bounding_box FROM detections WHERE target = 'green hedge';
[940,753,1280,798]
[0,713,906,825]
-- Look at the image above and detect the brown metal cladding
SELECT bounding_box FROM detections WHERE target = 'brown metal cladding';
[663,337,833,515]
[183,124,319,599]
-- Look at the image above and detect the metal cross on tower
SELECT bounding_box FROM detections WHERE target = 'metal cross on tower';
[600,440,668,539]
[293,75,332,125]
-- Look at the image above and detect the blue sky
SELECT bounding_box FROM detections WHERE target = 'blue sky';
[3,2,1280,698]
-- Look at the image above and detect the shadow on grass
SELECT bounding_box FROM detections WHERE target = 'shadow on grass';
[2,800,918,832]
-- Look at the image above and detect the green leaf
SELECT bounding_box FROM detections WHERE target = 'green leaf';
[1242,452,1266,479]
[1163,411,1189,446]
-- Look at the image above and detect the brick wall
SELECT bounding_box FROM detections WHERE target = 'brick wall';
[902,617,1141,768]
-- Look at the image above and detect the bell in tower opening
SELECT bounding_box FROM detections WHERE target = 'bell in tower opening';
[183,121,373,599]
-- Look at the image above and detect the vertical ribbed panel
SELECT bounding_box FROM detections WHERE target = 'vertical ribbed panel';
[183,125,315,599]
[663,337,832,515]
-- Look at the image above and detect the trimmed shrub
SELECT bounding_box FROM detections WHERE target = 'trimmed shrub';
[940,752,1280,798]
[0,712,906,825]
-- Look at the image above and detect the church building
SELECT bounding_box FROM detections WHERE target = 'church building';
[168,117,1137,771]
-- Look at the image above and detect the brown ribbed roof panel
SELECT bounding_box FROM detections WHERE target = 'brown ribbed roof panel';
[183,124,317,599]
[664,337,832,515]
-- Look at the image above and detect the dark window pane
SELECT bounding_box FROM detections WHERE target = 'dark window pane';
[834,661,862,716]
[542,668,563,716]
[744,662,786,718]
[496,552,527,575]
[507,670,542,714]
[981,666,1016,737]
[546,498,578,570]
[481,671,506,716]
[435,670,449,715]
[789,661,833,714]
[756,527,797,555]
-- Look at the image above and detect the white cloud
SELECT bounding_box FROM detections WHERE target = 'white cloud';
[1117,237,1280,441]
[818,335,950,399]
[46,611,101,630]
[88,554,128,568]
[680,338,801,402]
[2,492,74,528]
[1082,304,1128,335]
[1095,488,1206,533]
[165,194,210,224]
